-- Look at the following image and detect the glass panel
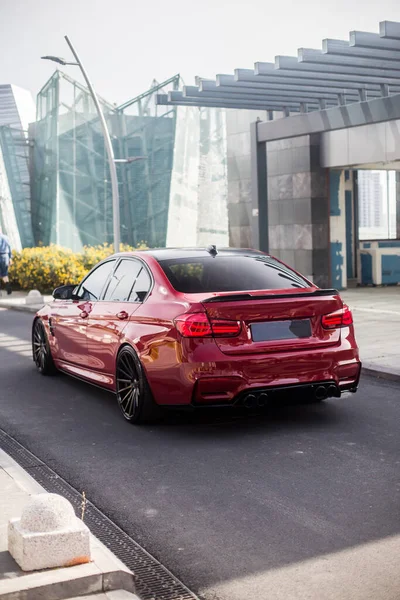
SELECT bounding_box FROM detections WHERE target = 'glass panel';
[159,256,309,293]
[78,260,115,301]
[0,125,32,248]
[104,259,141,302]
[358,170,397,240]
[0,141,21,250]
[166,106,229,247]
[0,84,34,248]
[130,266,152,302]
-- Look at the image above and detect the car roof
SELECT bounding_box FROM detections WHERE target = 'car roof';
[131,248,268,261]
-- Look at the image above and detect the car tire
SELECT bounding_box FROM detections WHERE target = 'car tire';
[32,319,57,375]
[115,346,162,424]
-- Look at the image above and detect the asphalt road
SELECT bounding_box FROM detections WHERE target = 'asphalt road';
[1,308,400,600]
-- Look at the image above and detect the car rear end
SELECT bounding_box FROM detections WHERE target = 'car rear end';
[154,250,361,408]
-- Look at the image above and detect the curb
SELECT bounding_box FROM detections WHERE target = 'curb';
[361,364,400,384]
[0,564,136,600]
[0,303,43,313]
[0,448,137,600]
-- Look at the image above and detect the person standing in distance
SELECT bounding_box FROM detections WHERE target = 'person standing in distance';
[0,230,12,295]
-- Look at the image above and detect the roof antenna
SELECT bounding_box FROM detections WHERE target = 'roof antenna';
[206,245,218,257]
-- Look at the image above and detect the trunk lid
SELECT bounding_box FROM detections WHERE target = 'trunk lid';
[202,288,343,355]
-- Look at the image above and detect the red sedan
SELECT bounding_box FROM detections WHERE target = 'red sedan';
[33,247,361,423]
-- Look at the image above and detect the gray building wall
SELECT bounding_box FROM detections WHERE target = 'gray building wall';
[267,134,330,287]
[250,107,400,289]
[320,120,400,169]
[227,114,332,286]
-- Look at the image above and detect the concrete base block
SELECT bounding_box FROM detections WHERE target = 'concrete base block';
[8,493,91,571]
[25,290,44,305]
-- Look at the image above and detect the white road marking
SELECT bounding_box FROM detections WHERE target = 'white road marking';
[0,332,32,358]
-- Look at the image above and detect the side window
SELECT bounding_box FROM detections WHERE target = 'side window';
[103,259,141,302]
[129,266,152,303]
[78,261,115,301]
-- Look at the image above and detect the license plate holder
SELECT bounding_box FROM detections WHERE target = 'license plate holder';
[251,319,311,342]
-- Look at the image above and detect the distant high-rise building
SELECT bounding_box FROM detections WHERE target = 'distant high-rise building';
[0,84,36,249]
[358,171,383,230]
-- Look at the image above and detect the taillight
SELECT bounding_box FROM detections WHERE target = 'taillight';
[322,305,353,329]
[342,305,353,326]
[174,313,241,338]
[175,314,212,337]
[211,320,242,336]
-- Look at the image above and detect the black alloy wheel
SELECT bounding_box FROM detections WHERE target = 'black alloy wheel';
[116,346,161,424]
[32,319,57,375]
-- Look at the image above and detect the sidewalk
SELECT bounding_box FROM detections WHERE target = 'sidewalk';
[0,447,138,600]
[0,286,399,382]
[0,290,53,313]
[341,287,400,381]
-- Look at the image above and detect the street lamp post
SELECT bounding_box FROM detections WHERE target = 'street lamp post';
[42,36,121,253]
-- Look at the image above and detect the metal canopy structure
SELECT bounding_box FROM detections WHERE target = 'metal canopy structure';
[157,20,400,114]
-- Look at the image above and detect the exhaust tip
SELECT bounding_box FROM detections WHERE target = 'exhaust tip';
[315,386,328,401]
[327,384,339,398]
[258,393,269,407]
[243,394,257,408]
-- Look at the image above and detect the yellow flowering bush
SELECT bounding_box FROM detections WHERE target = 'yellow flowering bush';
[9,242,148,293]
[9,246,86,293]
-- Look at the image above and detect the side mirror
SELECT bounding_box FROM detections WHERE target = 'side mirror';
[53,284,79,300]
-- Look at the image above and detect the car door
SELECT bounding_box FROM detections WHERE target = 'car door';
[51,260,116,371]
[86,258,152,380]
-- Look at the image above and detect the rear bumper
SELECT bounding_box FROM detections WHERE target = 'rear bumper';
[192,367,361,408]
[197,380,341,408]
[146,335,361,407]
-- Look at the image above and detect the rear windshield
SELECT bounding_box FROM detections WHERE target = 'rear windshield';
[158,255,309,293]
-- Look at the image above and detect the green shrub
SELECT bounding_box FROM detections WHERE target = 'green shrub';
[9,242,148,293]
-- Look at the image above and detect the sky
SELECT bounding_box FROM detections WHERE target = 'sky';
[1,0,399,106]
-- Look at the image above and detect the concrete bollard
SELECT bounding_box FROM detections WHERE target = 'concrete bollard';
[25,289,45,305]
[8,493,91,571]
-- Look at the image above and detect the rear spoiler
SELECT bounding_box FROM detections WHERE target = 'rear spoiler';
[202,289,339,304]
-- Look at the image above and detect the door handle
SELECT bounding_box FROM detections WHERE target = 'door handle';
[80,311,89,319]
[117,311,129,320]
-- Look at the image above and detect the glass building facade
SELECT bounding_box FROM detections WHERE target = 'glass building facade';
[0,84,35,250]
[0,131,21,250]
[30,72,229,251]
